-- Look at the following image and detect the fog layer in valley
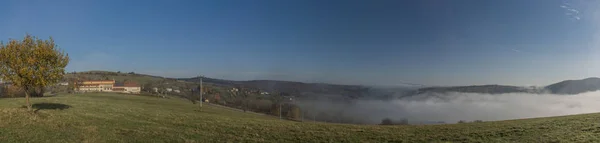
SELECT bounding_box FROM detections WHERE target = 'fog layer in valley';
[295,91,600,124]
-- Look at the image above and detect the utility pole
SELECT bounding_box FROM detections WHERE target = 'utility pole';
[291,97,301,121]
[302,110,304,122]
[279,93,282,120]
[200,75,203,108]
[313,102,317,122]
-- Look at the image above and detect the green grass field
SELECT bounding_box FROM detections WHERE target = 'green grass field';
[1,93,600,142]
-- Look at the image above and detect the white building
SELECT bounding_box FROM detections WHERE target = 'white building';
[112,82,141,94]
[77,80,115,92]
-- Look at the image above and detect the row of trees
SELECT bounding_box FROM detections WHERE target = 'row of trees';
[0,86,48,98]
[458,120,484,123]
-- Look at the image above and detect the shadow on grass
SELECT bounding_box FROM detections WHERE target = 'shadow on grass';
[28,103,72,113]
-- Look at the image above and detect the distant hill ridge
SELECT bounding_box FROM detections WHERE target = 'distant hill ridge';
[415,77,600,95]
[179,77,370,99]
[415,84,536,95]
[68,71,600,96]
[544,77,600,94]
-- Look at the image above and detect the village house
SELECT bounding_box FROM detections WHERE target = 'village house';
[77,80,141,94]
[112,81,141,94]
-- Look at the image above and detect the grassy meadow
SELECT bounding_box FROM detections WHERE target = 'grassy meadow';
[1,93,600,142]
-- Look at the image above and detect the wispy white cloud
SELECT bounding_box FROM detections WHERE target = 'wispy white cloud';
[511,49,521,53]
[561,1,582,21]
[568,8,580,14]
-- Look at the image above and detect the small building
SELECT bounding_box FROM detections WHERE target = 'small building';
[166,88,172,92]
[113,81,141,94]
[174,89,180,93]
[152,87,158,93]
[58,82,69,86]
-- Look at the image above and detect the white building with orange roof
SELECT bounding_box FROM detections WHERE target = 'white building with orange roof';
[77,80,115,92]
[77,80,140,94]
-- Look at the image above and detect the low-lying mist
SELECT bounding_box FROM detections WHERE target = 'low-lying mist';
[294,91,600,124]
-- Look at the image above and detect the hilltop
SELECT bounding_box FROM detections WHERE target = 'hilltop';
[1,92,600,142]
[544,77,600,94]
[64,71,170,85]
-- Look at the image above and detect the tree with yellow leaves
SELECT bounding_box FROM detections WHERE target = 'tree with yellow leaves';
[0,34,69,111]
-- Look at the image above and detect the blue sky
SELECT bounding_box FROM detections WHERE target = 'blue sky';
[1,0,599,86]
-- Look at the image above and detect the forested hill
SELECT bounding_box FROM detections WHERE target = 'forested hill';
[179,77,372,99]
[544,77,600,95]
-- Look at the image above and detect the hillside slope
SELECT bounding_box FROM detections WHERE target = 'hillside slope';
[179,77,372,99]
[66,71,373,99]
[64,71,167,85]
[1,93,600,142]
[545,77,600,94]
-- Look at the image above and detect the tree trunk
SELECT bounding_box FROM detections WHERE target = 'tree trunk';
[243,95,248,112]
[25,89,31,111]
